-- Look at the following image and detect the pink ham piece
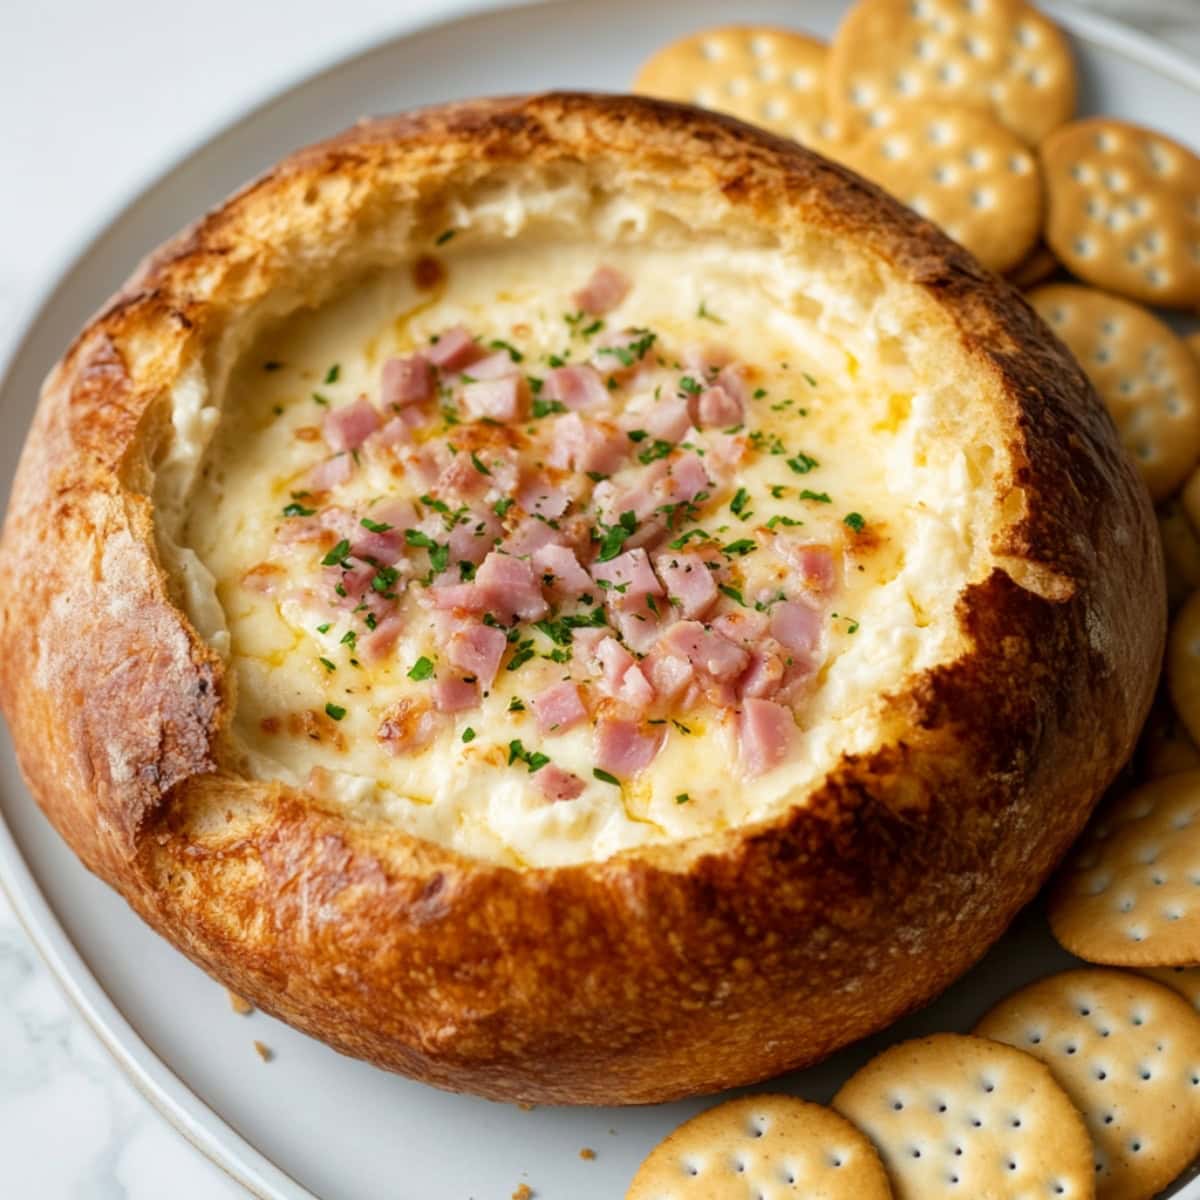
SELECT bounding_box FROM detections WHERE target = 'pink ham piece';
[474,551,548,620]
[643,648,694,702]
[571,625,608,669]
[461,377,525,422]
[437,452,490,499]
[358,613,406,665]
[592,459,670,526]
[447,622,508,689]
[591,548,662,601]
[695,385,744,428]
[774,539,837,594]
[713,609,769,645]
[654,552,717,619]
[306,453,355,493]
[715,363,750,407]
[640,396,692,444]
[533,544,592,597]
[531,681,587,734]
[334,560,377,602]
[594,718,663,778]
[739,645,786,699]
[592,327,655,374]
[433,676,479,713]
[426,325,481,371]
[323,396,380,453]
[381,354,434,408]
[543,365,609,411]
[374,410,423,448]
[770,600,822,658]
[738,698,795,777]
[547,413,628,475]
[448,511,501,565]
[535,764,586,803]
[458,350,517,381]
[573,265,631,315]
[611,605,663,657]
[517,481,570,519]
[502,516,560,559]
[664,452,710,504]
[682,343,734,375]
[661,620,749,680]
[617,663,654,710]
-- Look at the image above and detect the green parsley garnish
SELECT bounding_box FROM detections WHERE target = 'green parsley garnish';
[360,516,393,533]
[462,727,476,743]
[697,300,725,324]
[318,657,336,673]
[324,703,346,721]
[722,538,756,557]
[508,696,526,712]
[312,392,330,407]
[493,497,514,518]
[800,489,832,503]
[532,398,566,418]
[678,375,703,397]
[507,640,536,672]
[597,510,638,562]
[637,439,673,465]
[469,451,491,476]
[321,539,351,567]
[668,528,713,550]
[340,630,357,648]
[283,502,316,518]
[787,453,819,475]
[324,364,340,384]
[765,514,803,529]
[675,793,690,805]
[435,228,457,245]
[407,656,435,681]
[316,623,331,634]
[593,768,621,786]
[719,584,747,607]
[730,488,752,519]
[507,739,550,774]
[626,429,648,443]
[489,339,524,363]
[802,371,818,387]
[844,512,866,532]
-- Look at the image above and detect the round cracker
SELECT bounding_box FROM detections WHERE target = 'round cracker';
[1170,592,1200,750]
[827,0,1076,145]
[975,968,1200,1200]
[1158,501,1200,613]
[1007,240,1061,291]
[1140,965,1200,1013]
[633,27,838,151]
[1048,772,1200,966]
[832,1032,1094,1199]
[1138,694,1200,780]
[1029,284,1200,500]
[1041,118,1200,309]
[625,1093,892,1199]
[843,103,1041,272]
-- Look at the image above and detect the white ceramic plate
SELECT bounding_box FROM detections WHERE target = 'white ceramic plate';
[2,2,1198,1197]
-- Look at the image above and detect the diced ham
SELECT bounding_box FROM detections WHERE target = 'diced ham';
[640,396,692,444]
[663,452,710,504]
[571,625,608,669]
[323,396,380,453]
[713,609,769,645]
[573,265,631,315]
[426,325,481,371]
[682,343,734,375]
[533,544,592,596]
[352,522,406,564]
[306,453,355,492]
[774,541,837,595]
[617,663,654,711]
[661,621,749,680]
[531,681,587,734]
[241,563,284,593]
[381,354,434,408]
[448,511,501,565]
[474,552,548,620]
[447,622,508,689]
[437,452,490,499]
[502,516,560,558]
[544,365,609,411]
[595,636,636,696]
[592,327,655,374]
[358,613,406,665]
[547,413,628,475]
[396,445,444,490]
[461,377,526,422]
[592,459,670,526]
[716,363,750,407]
[611,604,664,656]
[517,481,570,519]
[643,648,695,701]
[739,645,786,699]
[704,431,750,473]
[535,764,586,803]
[374,410,422,448]
[654,552,717,619]
[594,718,664,777]
[433,675,480,713]
[770,600,822,657]
[459,350,518,381]
[431,582,484,611]
[335,560,377,602]
[377,698,441,755]
[591,548,662,600]
[696,385,744,428]
[738,698,795,777]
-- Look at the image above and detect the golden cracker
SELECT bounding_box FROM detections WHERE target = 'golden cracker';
[844,103,1042,272]
[827,0,1076,145]
[1158,501,1200,613]
[633,27,837,151]
[1170,592,1200,750]
[626,1094,892,1199]
[1048,772,1200,965]
[1141,965,1200,1013]
[975,968,1200,1200]
[1030,284,1200,500]
[1041,118,1200,309]
[1007,240,1060,291]
[1138,694,1200,780]
[832,1032,1093,1200]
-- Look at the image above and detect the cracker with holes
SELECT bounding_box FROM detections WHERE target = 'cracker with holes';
[1029,284,1200,500]
[1140,966,1200,1013]
[827,0,1076,146]
[1158,502,1200,613]
[625,1094,892,1199]
[1171,593,1200,752]
[1041,119,1200,308]
[975,969,1200,1200]
[843,104,1042,273]
[832,1032,1093,1199]
[633,27,838,151]
[1048,772,1200,965]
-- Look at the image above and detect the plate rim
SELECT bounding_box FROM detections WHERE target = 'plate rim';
[2,2,1199,1198]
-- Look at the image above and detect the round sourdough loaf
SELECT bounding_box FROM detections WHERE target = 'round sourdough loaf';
[0,94,1163,1103]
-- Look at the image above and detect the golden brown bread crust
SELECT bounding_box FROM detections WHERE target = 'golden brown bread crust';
[0,93,1163,1103]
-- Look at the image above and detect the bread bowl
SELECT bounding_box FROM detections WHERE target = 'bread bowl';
[0,92,1162,1104]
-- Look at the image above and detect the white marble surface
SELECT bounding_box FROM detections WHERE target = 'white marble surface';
[1,0,1199,1196]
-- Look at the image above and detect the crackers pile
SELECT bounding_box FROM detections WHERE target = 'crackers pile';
[627,6,1200,1198]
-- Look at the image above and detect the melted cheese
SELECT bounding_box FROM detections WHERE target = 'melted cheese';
[171,216,999,868]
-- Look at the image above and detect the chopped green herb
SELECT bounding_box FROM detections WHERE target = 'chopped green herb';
[769,484,788,499]
[324,703,346,721]
[318,657,336,673]
[364,612,378,630]
[371,565,400,594]
[459,560,477,581]
[312,392,330,407]
[787,453,819,475]
[360,516,393,533]
[532,397,567,418]
[508,696,526,712]
[462,727,476,743]
[722,538,757,557]
[507,640,536,672]
[678,375,703,397]
[488,339,524,363]
[316,622,332,634]
[408,656,435,681]
[493,497,515,518]
[586,470,610,483]
[626,429,648,443]
[324,364,340,384]
[435,228,457,245]
[843,511,866,533]
[719,584,747,607]
[802,371,818,387]
[469,451,491,476]
[697,299,725,324]
[340,630,357,649]
[597,510,638,562]
[765,514,803,530]
[637,439,673,465]
[321,539,351,567]
[753,387,767,400]
[534,619,573,647]
[671,719,692,735]
[668,528,713,550]
[675,792,690,805]
[800,489,832,504]
[593,768,621,786]
[508,738,549,774]
[283,502,316,518]
[730,488,752,519]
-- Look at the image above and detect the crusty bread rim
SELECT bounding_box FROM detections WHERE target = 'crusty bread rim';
[0,93,1162,1103]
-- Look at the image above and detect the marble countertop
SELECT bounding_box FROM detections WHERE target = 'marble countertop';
[1,1,1199,1195]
